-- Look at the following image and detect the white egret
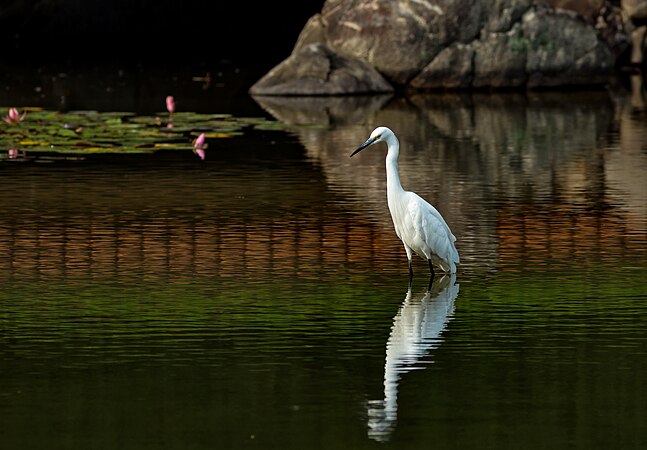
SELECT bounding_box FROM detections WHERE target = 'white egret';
[351,127,459,277]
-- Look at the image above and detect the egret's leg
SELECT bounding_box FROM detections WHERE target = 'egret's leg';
[427,259,435,277]
[403,244,413,279]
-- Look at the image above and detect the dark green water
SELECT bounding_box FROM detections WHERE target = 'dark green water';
[1,83,647,449]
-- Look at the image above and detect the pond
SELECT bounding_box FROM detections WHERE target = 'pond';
[1,69,646,449]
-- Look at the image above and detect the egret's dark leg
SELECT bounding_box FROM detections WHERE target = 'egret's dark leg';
[404,245,414,280]
[427,259,435,278]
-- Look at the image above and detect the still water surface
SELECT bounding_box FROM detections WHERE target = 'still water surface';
[1,81,647,449]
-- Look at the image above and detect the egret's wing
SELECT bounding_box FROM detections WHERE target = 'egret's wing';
[407,197,449,253]
[406,193,459,265]
[414,194,456,243]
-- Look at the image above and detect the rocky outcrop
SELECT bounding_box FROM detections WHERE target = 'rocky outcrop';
[412,7,617,89]
[249,43,393,96]
[251,0,632,94]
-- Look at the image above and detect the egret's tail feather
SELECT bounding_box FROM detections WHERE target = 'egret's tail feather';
[433,255,457,274]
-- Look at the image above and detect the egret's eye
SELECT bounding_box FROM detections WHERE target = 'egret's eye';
[375,135,381,140]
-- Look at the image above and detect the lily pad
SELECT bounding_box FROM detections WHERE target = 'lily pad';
[1,107,287,156]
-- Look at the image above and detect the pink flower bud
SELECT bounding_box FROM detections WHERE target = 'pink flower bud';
[166,96,175,114]
[194,133,206,149]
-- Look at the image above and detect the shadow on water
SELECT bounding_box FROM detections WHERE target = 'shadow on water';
[367,274,459,442]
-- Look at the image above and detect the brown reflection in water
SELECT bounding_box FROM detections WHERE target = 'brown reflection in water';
[0,212,401,280]
[496,205,647,269]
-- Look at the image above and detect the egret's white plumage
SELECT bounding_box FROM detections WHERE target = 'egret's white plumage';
[351,127,459,276]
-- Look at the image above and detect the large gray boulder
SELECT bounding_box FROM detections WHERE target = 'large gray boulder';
[249,43,393,96]
[523,9,615,86]
[320,0,484,85]
[252,0,631,93]
[412,7,617,89]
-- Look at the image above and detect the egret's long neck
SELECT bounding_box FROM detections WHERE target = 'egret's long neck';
[385,135,405,197]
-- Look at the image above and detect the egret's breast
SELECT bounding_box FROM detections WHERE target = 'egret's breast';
[387,196,409,239]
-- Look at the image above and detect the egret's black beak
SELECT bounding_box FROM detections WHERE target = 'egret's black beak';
[350,137,375,157]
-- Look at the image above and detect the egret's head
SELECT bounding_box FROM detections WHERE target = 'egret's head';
[350,126,393,157]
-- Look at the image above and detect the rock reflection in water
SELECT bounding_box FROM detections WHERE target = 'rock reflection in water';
[251,94,392,126]
[368,274,459,442]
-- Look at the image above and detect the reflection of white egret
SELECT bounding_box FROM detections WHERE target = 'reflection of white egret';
[368,274,459,442]
[351,127,459,278]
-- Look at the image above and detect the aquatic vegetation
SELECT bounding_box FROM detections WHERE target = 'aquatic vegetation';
[0,107,284,158]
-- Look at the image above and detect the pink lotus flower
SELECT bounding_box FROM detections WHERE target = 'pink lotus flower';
[166,96,175,114]
[193,132,208,160]
[8,149,18,159]
[4,108,26,124]
[194,133,206,148]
